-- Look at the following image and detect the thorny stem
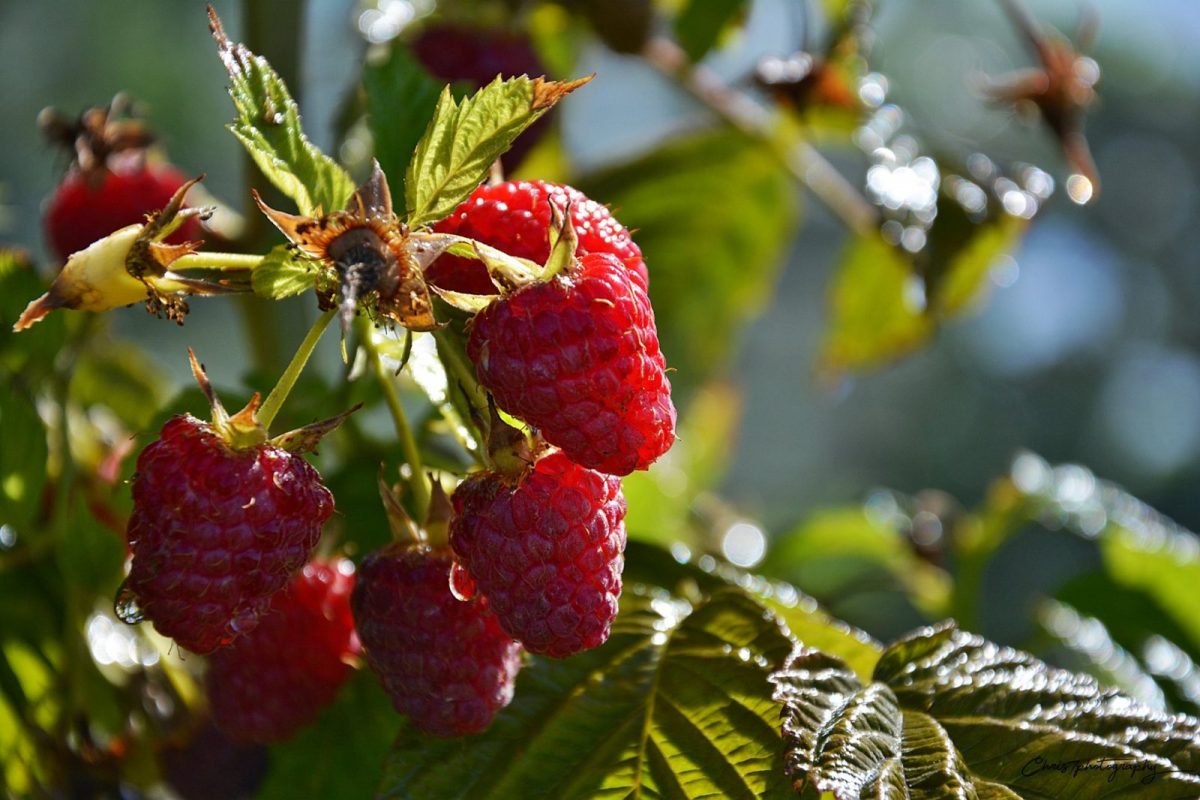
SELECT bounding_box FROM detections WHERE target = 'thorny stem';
[257,308,335,430]
[364,335,431,520]
[641,36,879,237]
[171,252,264,272]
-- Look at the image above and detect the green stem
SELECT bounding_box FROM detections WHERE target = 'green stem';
[433,328,486,415]
[258,309,335,430]
[366,339,430,520]
[172,252,264,271]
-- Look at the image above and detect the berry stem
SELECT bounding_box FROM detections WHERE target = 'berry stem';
[171,252,265,271]
[365,337,431,520]
[641,36,879,237]
[258,308,335,430]
[432,328,487,418]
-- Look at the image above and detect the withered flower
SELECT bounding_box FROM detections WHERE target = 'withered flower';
[255,163,439,334]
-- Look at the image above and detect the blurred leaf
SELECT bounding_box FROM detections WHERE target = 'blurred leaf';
[0,250,66,384]
[566,0,652,54]
[0,391,48,534]
[71,339,168,430]
[406,76,588,228]
[212,12,355,215]
[379,587,794,799]
[55,500,124,598]
[258,671,396,800]
[761,508,950,615]
[251,245,320,300]
[624,540,882,681]
[362,45,443,215]
[819,234,932,378]
[773,622,1200,798]
[675,0,747,61]
[924,201,1027,316]
[579,128,798,393]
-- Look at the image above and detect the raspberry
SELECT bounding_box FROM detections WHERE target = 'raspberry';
[351,543,521,737]
[206,558,359,743]
[411,25,548,170]
[429,180,647,295]
[124,414,334,654]
[467,252,676,475]
[450,451,627,658]
[45,162,198,262]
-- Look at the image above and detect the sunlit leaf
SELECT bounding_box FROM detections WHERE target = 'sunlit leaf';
[924,202,1027,316]
[675,0,747,62]
[379,587,795,799]
[211,10,355,215]
[818,234,932,378]
[624,541,882,682]
[773,621,1200,798]
[406,75,590,228]
[579,128,798,394]
[251,245,321,300]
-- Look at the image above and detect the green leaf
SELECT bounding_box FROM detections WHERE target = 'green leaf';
[819,234,933,378]
[924,201,1027,316]
[362,45,443,216]
[405,75,589,228]
[579,128,798,394]
[774,622,1200,798]
[379,588,795,799]
[624,541,882,682]
[257,672,397,800]
[251,245,321,300]
[0,390,47,534]
[71,338,169,430]
[761,507,950,616]
[0,250,66,383]
[675,0,747,61]
[210,10,355,215]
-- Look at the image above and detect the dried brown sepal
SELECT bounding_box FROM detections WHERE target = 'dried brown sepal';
[187,348,268,450]
[378,468,426,546]
[983,0,1101,194]
[255,162,441,333]
[530,75,594,111]
[38,93,157,186]
[269,403,362,455]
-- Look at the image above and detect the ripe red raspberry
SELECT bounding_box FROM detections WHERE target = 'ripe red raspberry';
[351,543,521,737]
[124,414,334,654]
[411,25,548,170]
[206,558,359,743]
[450,451,627,658]
[45,161,198,262]
[467,252,676,475]
[429,180,647,295]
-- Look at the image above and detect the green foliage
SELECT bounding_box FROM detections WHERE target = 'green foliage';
[405,76,586,228]
[819,234,933,377]
[362,45,444,215]
[212,12,355,215]
[379,587,795,799]
[674,0,747,61]
[251,245,320,300]
[579,128,798,394]
[774,622,1200,798]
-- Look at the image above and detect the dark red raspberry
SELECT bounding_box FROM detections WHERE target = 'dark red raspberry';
[467,252,676,475]
[411,25,548,170]
[124,414,334,654]
[351,543,521,737]
[429,180,647,295]
[450,451,627,658]
[206,558,359,743]
[45,161,198,262]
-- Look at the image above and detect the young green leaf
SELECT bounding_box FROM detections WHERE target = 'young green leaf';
[251,245,321,300]
[405,75,591,229]
[208,7,355,216]
[772,622,1200,798]
[379,588,795,799]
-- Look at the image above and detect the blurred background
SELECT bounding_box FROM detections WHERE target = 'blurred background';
[2,0,1200,793]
